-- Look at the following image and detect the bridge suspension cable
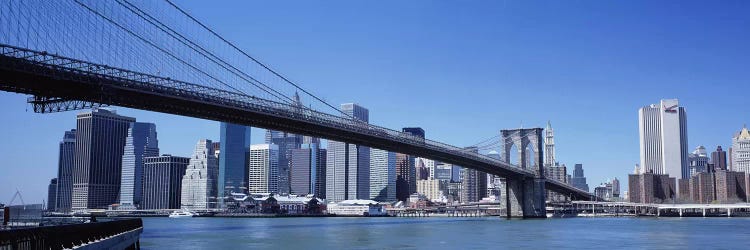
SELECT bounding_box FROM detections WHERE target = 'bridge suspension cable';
[163,0,352,118]
[114,0,295,104]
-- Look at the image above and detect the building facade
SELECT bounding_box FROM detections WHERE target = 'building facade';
[181,139,219,209]
[119,122,159,210]
[544,121,555,167]
[326,103,370,202]
[712,146,728,171]
[402,127,424,197]
[370,148,396,202]
[265,130,303,195]
[289,143,326,198]
[55,129,76,212]
[218,122,251,207]
[688,146,709,177]
[395,153,412,202]
[248,144,279,194]
[47,178,57,211]
[570,163,589,192]
[142,155,189,209]
[72,109,134,210]
[544,163,567,202]
[731,126,750,173]
[638,99,689,179]
[628,172,676,203]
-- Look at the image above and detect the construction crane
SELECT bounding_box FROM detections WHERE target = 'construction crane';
[8,189,25,207]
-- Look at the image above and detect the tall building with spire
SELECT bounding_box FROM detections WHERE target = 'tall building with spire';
[544,121,555,167]
[731,125,750,173]
[543,121,567,201]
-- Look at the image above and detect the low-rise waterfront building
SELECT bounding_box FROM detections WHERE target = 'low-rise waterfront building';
[326,200,385,216]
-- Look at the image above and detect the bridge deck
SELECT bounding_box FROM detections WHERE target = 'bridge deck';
[0,44,591,199]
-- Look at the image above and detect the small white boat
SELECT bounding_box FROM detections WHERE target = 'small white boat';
[169,210,195,218]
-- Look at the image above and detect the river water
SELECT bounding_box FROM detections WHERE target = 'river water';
[140,217,750,249]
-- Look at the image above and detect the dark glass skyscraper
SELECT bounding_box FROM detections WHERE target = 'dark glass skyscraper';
[47,178,57,211]
[72,109,134,210]
[219,122,251,206]
[56,129,76,212]
[142,155,189,209]
[119,122,159,209]
[571,164,589,192]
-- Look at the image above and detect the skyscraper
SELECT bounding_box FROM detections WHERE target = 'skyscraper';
[711,146,728,171]
[731,125,750,174]
[544,121,555,167]
[55,129,76,212]
[119,122,159,210]
[265,130,302,195]
[142,155,189,209]
[47,178,57,211]
[570,164,589,192]
[218,122,251,206]
[688,146,709,176]
[396,127,424,201]
[638,99,689,179]
[290,143,326,197]
[545,163,568,202]
[72,109,134,210]
[181,139,219,209]
[248,144,279,193]
[326,103,370,202]
[370,148,396,202]
[395,153,411,201]
[460,147,487,203]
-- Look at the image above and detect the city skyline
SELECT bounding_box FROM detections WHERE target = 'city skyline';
[2,0,750,203]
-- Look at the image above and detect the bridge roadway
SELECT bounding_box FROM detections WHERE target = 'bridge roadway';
[0,44,591,202]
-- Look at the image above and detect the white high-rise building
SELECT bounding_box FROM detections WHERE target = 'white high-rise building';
[248,144,279,193]
[731,125,750,173]
[638,99,689,179]
[180,139,219,209]
[326,103,370,202]
[544,121,555,167]
[688,146,709,177]
[370,148,396,202]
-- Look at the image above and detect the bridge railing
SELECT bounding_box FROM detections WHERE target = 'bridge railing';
[1,43,538,178]
[0,218,142,249]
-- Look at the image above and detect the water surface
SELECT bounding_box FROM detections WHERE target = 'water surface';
[140,217,750,249]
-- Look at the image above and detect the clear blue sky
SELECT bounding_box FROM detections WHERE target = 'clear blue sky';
[2,0,749,203]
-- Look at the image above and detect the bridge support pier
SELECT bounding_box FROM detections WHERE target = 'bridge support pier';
[505,177,546,218]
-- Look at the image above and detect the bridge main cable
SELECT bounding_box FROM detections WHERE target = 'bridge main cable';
[163,0,352,118]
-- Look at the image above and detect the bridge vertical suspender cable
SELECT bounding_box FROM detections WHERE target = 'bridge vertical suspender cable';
[114,0,295,104]
[163,0,353,118]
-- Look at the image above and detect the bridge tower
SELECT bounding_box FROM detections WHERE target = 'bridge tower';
[500,128,546,218]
